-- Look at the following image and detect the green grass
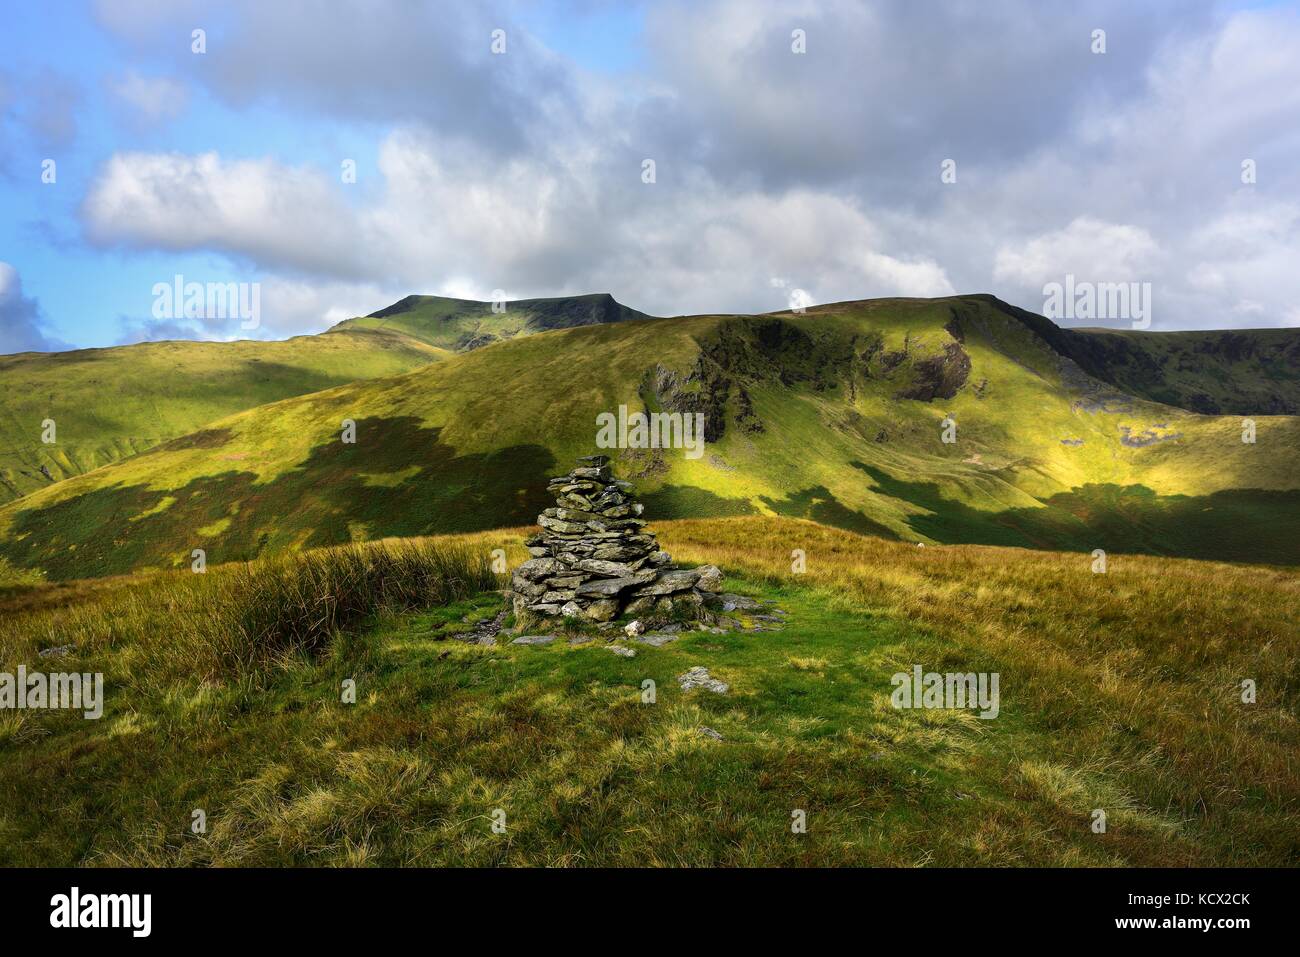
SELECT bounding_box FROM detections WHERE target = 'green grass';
[0,326,446,504]
[1,518,1296,866]
[0,537,495,683]
[3,296,1297,580]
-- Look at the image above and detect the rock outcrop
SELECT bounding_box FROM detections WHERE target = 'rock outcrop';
[510,455,721,627]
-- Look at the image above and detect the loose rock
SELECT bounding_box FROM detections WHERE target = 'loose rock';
[677,666,729,694]
[631,633,679,647]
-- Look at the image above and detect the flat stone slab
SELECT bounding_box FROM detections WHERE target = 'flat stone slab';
[631,633,679,647]
[510,635,556,645]
[678,666,729,694]
[697,726,724,741]
[634,568,703,596]
[575,572,655,597]
[574,558,638,577]
[513,558,563,580]
[716,593,763,612]
[608,645,637,657]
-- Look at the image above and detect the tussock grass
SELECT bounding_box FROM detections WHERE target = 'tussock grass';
[0,538,495,680]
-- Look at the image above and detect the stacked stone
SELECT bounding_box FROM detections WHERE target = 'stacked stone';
[510,455,721,625]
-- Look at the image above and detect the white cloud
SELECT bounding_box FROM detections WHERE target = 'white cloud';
[81,131,958,321]
[77,0,1300,335]
[993,217,1162,287]
[255,277,406,336]
[861,253,955,298]
[82,152,361,278]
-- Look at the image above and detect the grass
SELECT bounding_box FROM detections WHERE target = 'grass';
[4,295,1297,581]
[0,325,444,504]
[0,537,495,683]
[0,291,662,506]
[2,516,1295,866]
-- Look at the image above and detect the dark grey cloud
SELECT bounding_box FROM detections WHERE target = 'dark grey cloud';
[636,0,1207,199]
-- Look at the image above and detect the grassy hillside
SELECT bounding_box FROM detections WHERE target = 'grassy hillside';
[2,518,1295,866]
[2,295,1297,581]
[332,291,656,352]
[995,297,1300,414]
[0,293,653,507]
[0,326,445,504]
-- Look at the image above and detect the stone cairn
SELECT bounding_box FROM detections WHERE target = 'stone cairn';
[511,455,721,627]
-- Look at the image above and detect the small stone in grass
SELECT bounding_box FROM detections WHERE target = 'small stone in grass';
[678,666,729,694]
[511,635,556,645]
[632,633,678,647]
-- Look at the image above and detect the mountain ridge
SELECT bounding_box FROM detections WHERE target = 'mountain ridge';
[330,291,657,353]
[0,292,656,505]
[3,293,1296,581]
[973,295,1300,415]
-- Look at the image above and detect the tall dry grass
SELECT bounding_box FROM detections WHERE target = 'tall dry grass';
[0,537,496,680]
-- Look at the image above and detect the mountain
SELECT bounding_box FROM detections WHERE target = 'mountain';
[0,293,651,505]
[1,294,1297,581]
[992,297,1300,414]
[331,291,656,352]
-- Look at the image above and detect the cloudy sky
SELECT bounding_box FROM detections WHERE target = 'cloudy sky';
[2,0,1299,351]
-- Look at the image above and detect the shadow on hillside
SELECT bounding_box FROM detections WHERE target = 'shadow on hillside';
[8,421,1295,579]
[640,485,756,519]
[1,417,556,580]
[640,482,899,540]
[759,484,899,539]
[851,461,1300,565]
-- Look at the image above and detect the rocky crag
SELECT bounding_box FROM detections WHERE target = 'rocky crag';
[510,455,721,627]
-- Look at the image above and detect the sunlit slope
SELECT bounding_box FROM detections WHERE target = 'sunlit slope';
[331,291,656,352]
[0,326,445,504]
[0,292,653,506]
[2,295,1297,580]
[1006,300,1300,414]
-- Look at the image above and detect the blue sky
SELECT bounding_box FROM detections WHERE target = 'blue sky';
[0,2,649,348]
[2,0,1299,351]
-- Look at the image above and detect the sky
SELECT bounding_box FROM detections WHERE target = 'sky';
[2,0,1299,352]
